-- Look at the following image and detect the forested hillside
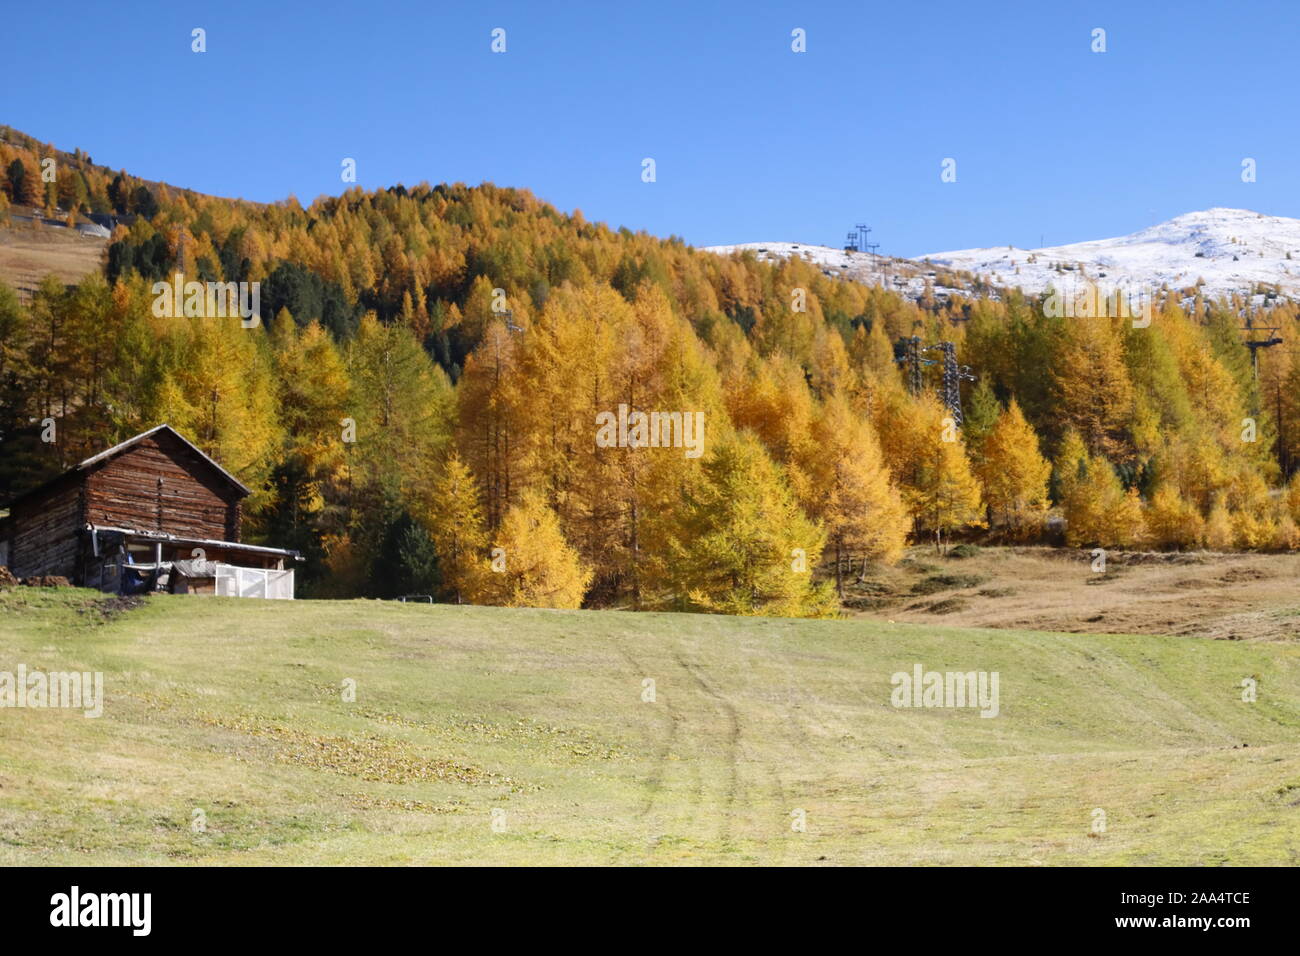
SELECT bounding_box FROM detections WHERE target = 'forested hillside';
[2,128,1300,611]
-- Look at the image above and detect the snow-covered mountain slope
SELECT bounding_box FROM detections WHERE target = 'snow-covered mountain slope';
[921,209,1300,301]
[700,241,972,301]
[704,209,1300,304]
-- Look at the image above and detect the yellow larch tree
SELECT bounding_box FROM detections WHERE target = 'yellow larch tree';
[1143,483,1204,549]
[801,394,909,594]
[1055,429,1145,548]
[1052,315,1135,462]
[153,315,281,514]
[426,452,489,604]
[666,433,835,617]
[478,489,592,609]
[879,390,984,550]
[976,398,1051,538]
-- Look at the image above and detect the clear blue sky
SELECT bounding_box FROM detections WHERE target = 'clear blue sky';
[6,0,1296,256]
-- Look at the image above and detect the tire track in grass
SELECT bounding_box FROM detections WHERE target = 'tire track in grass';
[612,633,703,850]
[747,634,819,863]
[752,733,790,865]
[671,642,744,853]
[691,636,794,866]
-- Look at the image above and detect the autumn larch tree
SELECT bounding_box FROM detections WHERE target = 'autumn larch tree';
[976,398,1051,538]
[667,434,835,617]
[427,452,489,605]
[478,489,592,609]
[1052,315,1135,463]
[801,394,909,595]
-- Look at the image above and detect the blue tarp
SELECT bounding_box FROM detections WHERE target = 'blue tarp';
[121,566,160,595]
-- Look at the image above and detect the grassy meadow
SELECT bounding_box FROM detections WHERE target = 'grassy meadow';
[1,585,1298,866]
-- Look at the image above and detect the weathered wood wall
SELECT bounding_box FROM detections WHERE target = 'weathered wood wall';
[8,475,83,578]
[83,432,241,542]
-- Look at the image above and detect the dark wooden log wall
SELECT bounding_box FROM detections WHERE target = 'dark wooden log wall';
[9,476,83,578]
[83,432,241,542]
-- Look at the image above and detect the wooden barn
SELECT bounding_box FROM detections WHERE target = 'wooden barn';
[0,424,299,599]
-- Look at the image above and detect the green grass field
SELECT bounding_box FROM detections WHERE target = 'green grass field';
[1,587,1298,865]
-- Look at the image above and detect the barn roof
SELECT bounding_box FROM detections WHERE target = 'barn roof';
[8,424,251,506]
